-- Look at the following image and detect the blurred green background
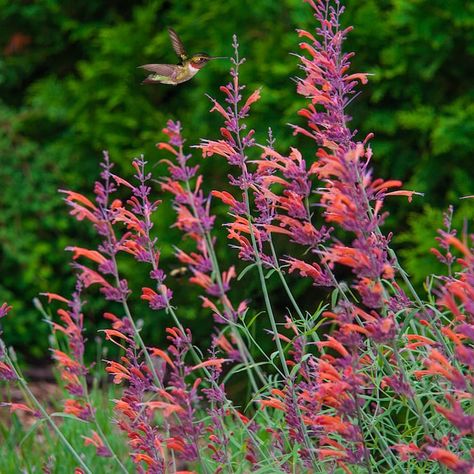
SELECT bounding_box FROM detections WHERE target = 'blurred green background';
[1,0,473,360]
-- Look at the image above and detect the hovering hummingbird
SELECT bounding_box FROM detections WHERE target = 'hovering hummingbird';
[139,28,226,85]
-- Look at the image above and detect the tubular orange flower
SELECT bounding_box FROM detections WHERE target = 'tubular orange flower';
[317,336,350,358]
[66,247,108,265]
[191,359,228,371]
[143,401,184,417]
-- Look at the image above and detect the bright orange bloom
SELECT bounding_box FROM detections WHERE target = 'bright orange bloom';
[105,360,131,384]
[64,399,85,417]
[150,347,175,368]
[76,265,112,289]
[189,270,213,291]
[131,453,156,467]
[200,139,236,159]
[317,336,350,358]
[192,358,227,371]
[41,293,70,304]
[260,398,285,411]
[414,349,465,389]
[82,431,106,449]
[52,350,82,370]
[143,401,184,417]
[211,190,240,207]
[428,448,465,469]
[4,403,35,414]
[66,247,107,265]
[60,190,96,209]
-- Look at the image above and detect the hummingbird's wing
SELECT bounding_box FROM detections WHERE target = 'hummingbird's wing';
[167,28,188,62]
[138,64,177,75]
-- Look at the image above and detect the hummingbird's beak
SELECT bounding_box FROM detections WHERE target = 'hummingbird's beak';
[209,56,228,60]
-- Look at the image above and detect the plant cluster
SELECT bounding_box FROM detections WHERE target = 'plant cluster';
[1,0,473,472]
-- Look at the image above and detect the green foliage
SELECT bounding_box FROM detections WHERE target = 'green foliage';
[1,0,473,358]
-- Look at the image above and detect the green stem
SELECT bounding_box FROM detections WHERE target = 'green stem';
[268,238,320,343]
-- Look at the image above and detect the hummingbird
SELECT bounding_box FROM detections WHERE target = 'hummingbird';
[139,28,226,85]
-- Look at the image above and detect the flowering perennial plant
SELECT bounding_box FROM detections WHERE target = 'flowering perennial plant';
[1,0,473,473]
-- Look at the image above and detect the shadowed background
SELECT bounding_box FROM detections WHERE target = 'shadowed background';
[1,0,473,361]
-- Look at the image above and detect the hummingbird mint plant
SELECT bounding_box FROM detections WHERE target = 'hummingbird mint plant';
[1,0,473,473]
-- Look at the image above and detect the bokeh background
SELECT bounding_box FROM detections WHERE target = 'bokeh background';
[1,0,473,361]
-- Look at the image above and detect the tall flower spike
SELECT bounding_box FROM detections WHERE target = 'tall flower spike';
[159,121,247,324]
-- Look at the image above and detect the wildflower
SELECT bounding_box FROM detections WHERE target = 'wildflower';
[0,303,12,319]
[0,361,16,381]
[141,286,172,311]
[82,431,112,457]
